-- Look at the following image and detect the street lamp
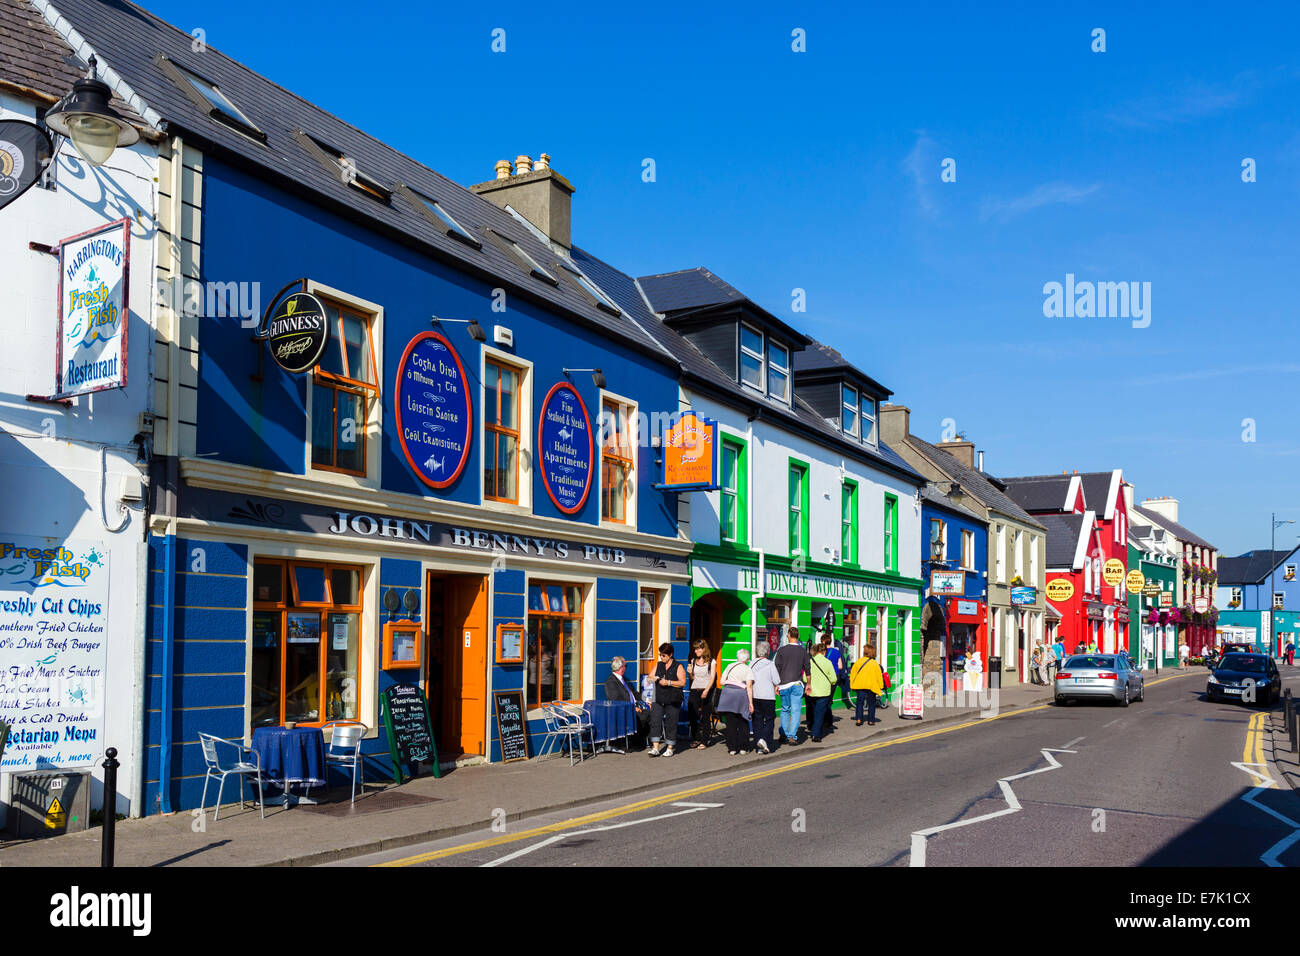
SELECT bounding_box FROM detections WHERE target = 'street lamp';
[1271,514,1294,656]
[43,56,139,167]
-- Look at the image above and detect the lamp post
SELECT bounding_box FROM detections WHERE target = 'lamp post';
[1272,515,1294,657]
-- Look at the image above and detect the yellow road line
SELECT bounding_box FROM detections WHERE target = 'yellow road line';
[1243,711,1268,767]
[376,670,1199,867]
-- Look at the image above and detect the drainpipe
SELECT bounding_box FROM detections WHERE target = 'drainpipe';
[158,531,176,814]
[754,550,765,654]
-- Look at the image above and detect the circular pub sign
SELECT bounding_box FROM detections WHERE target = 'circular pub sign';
[1045,578,1075,602]
[1126,569,1146,592]
[265,292,330,374]
[394,331,472,489]
[538,382,593,514]
[1102,558,1125,587]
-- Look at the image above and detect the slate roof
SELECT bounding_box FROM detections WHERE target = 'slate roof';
[1078,471,1115,516]
[1002,474,1074,513]
[35,0,672,365]
[906,436,1045,530]
[793,340,892,398]
[637,268,743,313]
[0,0,139,120]
[1130,505,1216,551]
[1040,513,1087,568]
[1218,550,1295,586]
[921,482,984,524]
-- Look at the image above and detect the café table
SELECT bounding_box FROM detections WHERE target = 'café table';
[581,700,638,754]
[250,726,327,806]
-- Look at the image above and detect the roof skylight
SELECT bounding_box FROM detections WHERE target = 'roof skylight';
[158,57,264,142]
[561,262,621,315]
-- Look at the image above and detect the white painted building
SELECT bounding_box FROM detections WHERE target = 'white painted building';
[0,1,159,824]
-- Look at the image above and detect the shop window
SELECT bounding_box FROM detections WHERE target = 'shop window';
[764,600,792,645]
[601,398,635,524]
[841,481,858,564]
[720,438,745,544]
[311,297,377,476]
[251,559,363,729]
[527,582,584,707]
[485,357,523,503]
[638,590,661,677]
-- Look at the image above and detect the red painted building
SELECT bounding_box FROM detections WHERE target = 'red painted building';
[1003,471,1132,654]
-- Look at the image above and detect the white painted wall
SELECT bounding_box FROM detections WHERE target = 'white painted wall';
[0,91,158,822]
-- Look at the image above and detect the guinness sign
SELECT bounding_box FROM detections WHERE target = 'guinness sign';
[0,120,53,213]
[265,291,329,373]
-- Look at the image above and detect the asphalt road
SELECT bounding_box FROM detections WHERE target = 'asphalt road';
[339,666,1300,868]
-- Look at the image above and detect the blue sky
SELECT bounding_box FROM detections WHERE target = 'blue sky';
[148,0,1300,554]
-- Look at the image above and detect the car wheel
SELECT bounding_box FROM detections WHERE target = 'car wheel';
[1121,683,1130,707]
[1136,681,1145,702]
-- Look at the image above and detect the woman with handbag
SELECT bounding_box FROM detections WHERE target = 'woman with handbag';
[850,643,885,726]
[806,643,838,742]
[686,640,716,749]
[648,643,686,757]
[715,649,756,755]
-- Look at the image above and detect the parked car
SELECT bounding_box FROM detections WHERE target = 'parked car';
[1205,653,1280,707]
[1055,654,1145,706]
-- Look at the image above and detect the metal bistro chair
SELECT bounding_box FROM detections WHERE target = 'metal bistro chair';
[545,704,596,766]
[322,720,368,805]
[198,733,265,821]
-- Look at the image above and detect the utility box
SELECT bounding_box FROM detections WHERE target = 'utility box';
[5,770,92,839]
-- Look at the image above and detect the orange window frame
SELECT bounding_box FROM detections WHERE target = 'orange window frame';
[601,399,634,523]
[528,582,584,706]
[311,298,377,477]
[252,558,365,729]
[485,358,522,503]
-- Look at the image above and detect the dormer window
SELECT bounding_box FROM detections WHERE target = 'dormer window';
[861,395,877,445]
[841,384,859,437]
[740,323,764,390]
[767,342,790,402]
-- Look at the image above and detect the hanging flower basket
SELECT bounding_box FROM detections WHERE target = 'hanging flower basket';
[1146,608,1160,624]
[1170,609,1183,625]
[1158,611,1170,626]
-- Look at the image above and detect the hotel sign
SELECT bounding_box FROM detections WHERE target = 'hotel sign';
[539,383,593,515]
[56,219,130,398]
[661,412,718,490]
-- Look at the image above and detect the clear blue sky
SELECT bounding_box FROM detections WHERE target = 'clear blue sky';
[147,0,1300,555]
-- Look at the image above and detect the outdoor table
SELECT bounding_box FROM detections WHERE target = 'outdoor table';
[250,726,327,806]
[582,700,638,754]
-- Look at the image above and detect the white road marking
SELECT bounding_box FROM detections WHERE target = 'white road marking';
[910,748,1075,867]
[1102,718,1124,728]
[1062,736,1086,750]
[481,803,721,867]
[1230,761,1300,867]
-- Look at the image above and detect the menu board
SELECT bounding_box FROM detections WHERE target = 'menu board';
[900,683,925,720]
[380,682,441,783]
[493,691,531,763]
[538,383,593,514]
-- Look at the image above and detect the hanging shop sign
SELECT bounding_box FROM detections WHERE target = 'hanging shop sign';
[55,219,130,398]
[1010,586,1037,606]
[264,291,329,374]
[1102,558,1125,587]
[0,119,53,212]
[1160,591,1173,607]
[1126,569,1146,592]
[538,382,593,514]
[660,411,718,490]
[395,331,472,489]
[1142,580,1162,598]
[1045,578,1075,602]
[0,535,110,772]
[1194,597,1209,614]
[930,570,965,596]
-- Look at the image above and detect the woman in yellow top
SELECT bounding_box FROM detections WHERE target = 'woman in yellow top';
[850,644,885,726]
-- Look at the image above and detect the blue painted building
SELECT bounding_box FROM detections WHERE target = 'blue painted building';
[919,485,989,681]
[1217,545,1300,655]
[47,0,691,813]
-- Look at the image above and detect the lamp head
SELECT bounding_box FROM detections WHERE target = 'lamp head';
[44,57,139,167]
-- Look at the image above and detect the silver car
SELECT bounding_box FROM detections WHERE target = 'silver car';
[1054,654,1145,706]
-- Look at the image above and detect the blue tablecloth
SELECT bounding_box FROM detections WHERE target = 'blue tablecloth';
[251,727,327,786]
[583,700,638,743]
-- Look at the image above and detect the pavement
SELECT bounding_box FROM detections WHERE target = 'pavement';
[0,679,1052,867]
[346,666,1300,868]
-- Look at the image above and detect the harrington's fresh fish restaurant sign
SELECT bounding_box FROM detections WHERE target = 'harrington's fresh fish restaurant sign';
[57,219,129,398]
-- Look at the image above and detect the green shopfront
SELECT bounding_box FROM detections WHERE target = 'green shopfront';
[690,545,924,700]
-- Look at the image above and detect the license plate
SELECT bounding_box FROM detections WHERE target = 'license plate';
[1074,678,1095,684]
[1223,687,1242,695]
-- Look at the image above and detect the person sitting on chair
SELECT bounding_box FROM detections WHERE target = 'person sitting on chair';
[604,656,651,748]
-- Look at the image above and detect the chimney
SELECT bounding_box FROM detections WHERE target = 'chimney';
[879,404,910,444]
[978,450,984,472]
[1122,482,1134,511]
[1141,497,1179,523]
[936,439,976,469]
[471,152,574,250]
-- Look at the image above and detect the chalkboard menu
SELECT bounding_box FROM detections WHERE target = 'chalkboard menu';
[381,682,441,783]
[493,691,531,763]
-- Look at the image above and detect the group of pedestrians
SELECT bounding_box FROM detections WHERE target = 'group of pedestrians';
[1029,636,1067,685]
[621,628,889,758]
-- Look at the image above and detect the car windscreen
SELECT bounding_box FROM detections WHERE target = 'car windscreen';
[1220,654,1266,673]
[1065,656,1115,669]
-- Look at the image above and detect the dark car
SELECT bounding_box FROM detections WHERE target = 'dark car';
[1206,653,1280,706]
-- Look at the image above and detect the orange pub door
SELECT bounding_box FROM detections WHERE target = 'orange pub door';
[426,572,488,757]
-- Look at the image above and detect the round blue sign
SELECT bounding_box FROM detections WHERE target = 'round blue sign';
[394,331,472,489]
[538,382,593,514]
